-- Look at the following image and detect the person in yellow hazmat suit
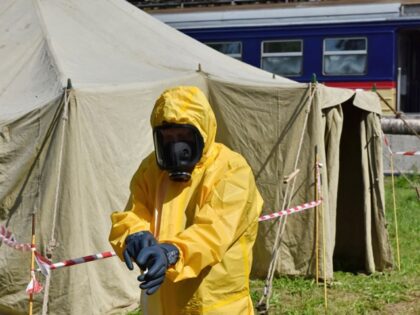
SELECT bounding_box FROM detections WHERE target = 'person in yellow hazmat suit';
[109,86,263,315]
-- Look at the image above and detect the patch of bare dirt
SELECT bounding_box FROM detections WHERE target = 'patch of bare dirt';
[376,292,420,315]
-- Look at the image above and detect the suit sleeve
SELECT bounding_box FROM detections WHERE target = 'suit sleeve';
[160,159,263,282]
[108,159,153,260]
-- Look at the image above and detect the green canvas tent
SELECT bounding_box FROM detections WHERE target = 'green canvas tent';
[0,0,392,314]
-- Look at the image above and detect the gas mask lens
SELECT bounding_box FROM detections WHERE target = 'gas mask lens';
[153,124,204,181]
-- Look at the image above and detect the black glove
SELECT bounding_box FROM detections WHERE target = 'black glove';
[137,243,179,295]
[123,231,157,270]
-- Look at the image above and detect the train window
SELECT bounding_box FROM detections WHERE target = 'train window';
[204,42,242,60]
[261,40,303,76]
[323,37,367,75]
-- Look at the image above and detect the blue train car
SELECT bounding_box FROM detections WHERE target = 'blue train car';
[152,2,420,113]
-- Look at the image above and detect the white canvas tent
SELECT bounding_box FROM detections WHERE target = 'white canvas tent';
[0,0,392,314]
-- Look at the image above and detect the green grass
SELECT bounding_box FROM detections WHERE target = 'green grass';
[250,175,420,314]
[127,175,420,314]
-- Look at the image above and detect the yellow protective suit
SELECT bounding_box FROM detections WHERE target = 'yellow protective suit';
[109,86,263,315]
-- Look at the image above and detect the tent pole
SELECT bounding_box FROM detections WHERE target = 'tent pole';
[315,146,319,284]
[28,213,36,315]
[390,154,401,271]
[319,163,328,312]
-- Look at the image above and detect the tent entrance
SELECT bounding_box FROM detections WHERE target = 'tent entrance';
[334,102,366,272]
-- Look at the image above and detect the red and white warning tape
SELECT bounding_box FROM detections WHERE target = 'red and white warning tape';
[34,199,322,273]
[383,135,419,156]
[393,151,420,156]
[35,251,116,276]
[26,270,43,295]
[0,225,31,251]
[258,199,322,222]
[383,135,394,155]
[1,225,116,277]
[1,226,44,294]
[5,198,324,277]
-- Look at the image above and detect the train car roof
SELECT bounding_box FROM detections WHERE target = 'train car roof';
[151,2,420,29]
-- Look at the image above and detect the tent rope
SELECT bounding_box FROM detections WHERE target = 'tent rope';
[257,83,317,314]
[259,178,292,311]
[375,91,420,140]
[42,87,70,315]
[29,214,37,315]
[389,149,401,271]
[314,148,320,284]
[316,161,328,311]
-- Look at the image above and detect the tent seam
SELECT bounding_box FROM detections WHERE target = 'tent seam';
[0,35,44,99]
[32,0,66,87]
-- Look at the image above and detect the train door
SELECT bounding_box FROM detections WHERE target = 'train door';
[398,29,420,113]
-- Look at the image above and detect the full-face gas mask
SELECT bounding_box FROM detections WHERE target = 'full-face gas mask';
[153,124,204,182]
